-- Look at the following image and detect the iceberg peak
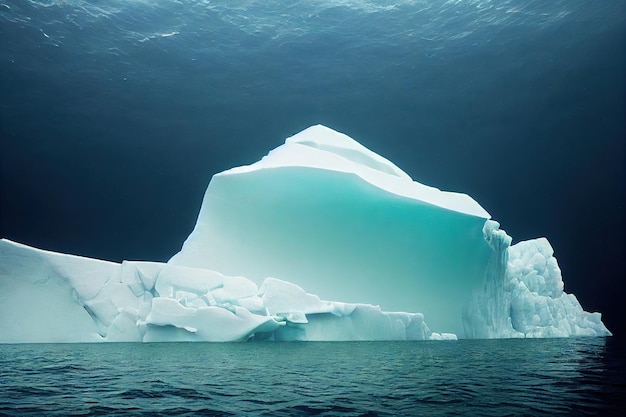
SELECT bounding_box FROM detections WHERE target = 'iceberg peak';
[286,124,411,180]
[222,125,490,219]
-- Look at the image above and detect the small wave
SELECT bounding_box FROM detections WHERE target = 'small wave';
[129,407,236,416]
[117,388,167,399]
[11,0,578,46]
[5,385,64,397]
[40,363,88,372]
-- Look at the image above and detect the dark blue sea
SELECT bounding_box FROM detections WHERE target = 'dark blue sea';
[1,338,625,416]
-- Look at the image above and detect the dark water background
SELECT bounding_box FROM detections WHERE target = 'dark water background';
[1,338,625,416]
[1,1,624,334]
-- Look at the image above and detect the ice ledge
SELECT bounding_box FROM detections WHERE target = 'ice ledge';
[0,239,449,343]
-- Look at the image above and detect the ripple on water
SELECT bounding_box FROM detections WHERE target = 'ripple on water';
[0,338,624,416]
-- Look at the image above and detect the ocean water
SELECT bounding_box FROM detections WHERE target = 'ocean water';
[1,337,624,416]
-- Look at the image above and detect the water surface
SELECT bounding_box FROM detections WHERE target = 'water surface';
[1,337,624,416]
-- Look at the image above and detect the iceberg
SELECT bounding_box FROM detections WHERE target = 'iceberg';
[0,125,611,342]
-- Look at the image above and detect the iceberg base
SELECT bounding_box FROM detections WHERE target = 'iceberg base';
[0,239,448,343]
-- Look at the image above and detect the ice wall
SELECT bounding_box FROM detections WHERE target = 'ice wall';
[169,125,493,335]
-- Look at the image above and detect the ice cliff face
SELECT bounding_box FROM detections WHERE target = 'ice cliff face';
[0,125,611,342]
[169,125,492,335]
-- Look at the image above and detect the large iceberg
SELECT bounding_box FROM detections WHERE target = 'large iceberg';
[0,125,611,342]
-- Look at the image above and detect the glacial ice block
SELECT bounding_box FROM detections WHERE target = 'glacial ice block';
[169,125,493,335]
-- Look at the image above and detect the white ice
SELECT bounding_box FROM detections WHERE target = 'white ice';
[0,125,611,342]
[0,239,443,342]
[462,221,610,338]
